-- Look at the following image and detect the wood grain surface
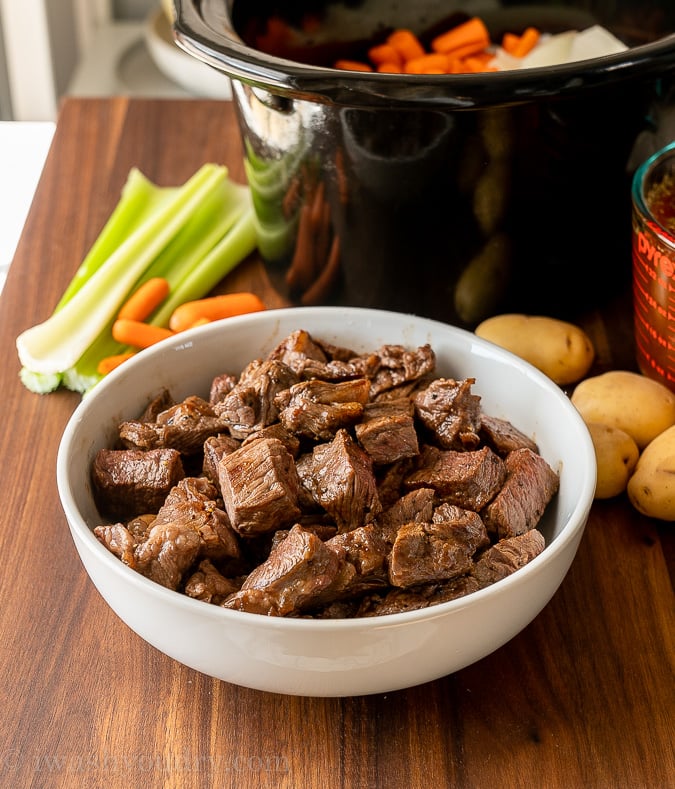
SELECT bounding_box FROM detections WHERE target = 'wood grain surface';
[0,97,672,789]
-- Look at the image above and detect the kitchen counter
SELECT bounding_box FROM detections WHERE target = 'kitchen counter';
[0,97,673,789]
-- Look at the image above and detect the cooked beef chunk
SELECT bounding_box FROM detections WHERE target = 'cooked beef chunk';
[404,445,506,511]
[355,398,419,465]
[139,389,174,422]
[357,575,482,616]
[296,429,381,532]
[241,423,301,457]
[134,522,201,590]
[92,447,185,520]
[218,437,301,536]
[472,529,545,585]
[479,413,539,456]
[184,559,242,604]
[213,358,299,439]
[389,507,488,588]
[369,343,436,397]
[481,448,559,538]
[275,378,370,440]
[154,477,240,561]
[93,523,137,568]
[266,329,329,376]
[378,487,435,543]
[118,420,165,451]
[413,377,482,450]
[222,524,343,616]
[209,372,238,405]
[202,434,241,483]
[376,457,417,508]
[324,523,390,595]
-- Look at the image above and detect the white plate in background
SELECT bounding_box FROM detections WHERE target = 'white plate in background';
[144,8,232,100]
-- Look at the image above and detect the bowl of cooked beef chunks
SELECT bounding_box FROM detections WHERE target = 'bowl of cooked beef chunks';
[57,306,596,696]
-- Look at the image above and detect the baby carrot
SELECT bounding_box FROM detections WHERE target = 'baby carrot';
[501,31,521,55]
[168,292,266,333]
[334,59,373,72]
[387,29,426,62]
[512,27,540,58]
[118,277,169,322]
[376,62,403,73]
[112,319,175,349]
[96,351,136,375]
[431,17,489,55]
[404,53,451,74]
[368,43,403,68]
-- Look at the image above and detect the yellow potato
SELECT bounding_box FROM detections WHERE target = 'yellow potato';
[474,313,594,385]
[571,370,675,449]
[627,425,675,520]
[587,422,639,499]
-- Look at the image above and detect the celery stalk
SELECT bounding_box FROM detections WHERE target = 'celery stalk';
[17,163,227,378]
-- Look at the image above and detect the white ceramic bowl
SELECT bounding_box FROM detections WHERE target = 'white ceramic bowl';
[57,307,595,697]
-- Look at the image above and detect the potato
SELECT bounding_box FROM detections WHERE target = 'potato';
[474,313,595,385]
[571,370,675,449]
[627,425,675,520]
[587,422,639,499]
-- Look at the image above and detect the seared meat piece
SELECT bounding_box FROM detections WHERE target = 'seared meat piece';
[413,377,482,450]
[479,413,539,456]
[202,434,241,483]
[369,343,436,397]
[241,423,301,457]
[472,529,545,586]
[324,523,391,596]
[93,523,137,568]
[378,487,435,544]
[266,329,329,376]
[404,445,506,511]
[214,358,299,439]
[222,524,343,616]
[209,372,238,405]
[297,429,381,532]
[118,420,165,450]
[389,506,488,588]
[375,457,417,508]
[276,378,370,440]
[154,395,232,455]
[358,575,482,616]
[138,389,174,422]
[134,521,201,590]
[354,398,419,465]
[154,477,240,561]
[481,448,559,538]
[184,559,241,604]
[218,437,301,536]
[92,447,185,520]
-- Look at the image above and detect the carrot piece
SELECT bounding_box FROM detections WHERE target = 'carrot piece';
[438,40,490,60]
[501,31,521,55]
[111,319,175,349]
[168,292,266,333]
[431,17,489,55]
[387,29,425,62]
[512,27,540,58]
[334,59,373,72]
[368,43,403,68]
[96,351,136,375]
[376,61,403,73]
[403,53,451,74]
[117,277,170,322]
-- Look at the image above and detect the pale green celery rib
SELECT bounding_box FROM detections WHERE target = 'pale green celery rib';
[63,181,257,394]
[16,163,227,375]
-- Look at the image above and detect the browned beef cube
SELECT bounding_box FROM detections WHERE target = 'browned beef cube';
[479,413,539,456]
[357,574,481,616]
[202,434,241,483]
[377,488,435,544]
[404,445,506,511]
[138,389,174,422]
[389,507,488,588]
[184,559,242,604]
[118,420,165,450]
[218,437,301,536]
[326,523,390,593]
[472,529,546,586]
[92,447,185,520]
[369,343,436,397]
[152,395,233,454]
[266,329,329,376]
[209,372,237,405]
[276,378,370,440]
[214,358,299,439]
[297,429,381,532]
[355,398,419,465]
[413,377,482,450]
[222,524,343,616]
[134,522,201,590]
[154,477,240,561]
[241,423,301,457]
[93,523,137,568]
[481,448,559,538]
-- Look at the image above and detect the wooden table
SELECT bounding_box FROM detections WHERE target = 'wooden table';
[0,97,673,789]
